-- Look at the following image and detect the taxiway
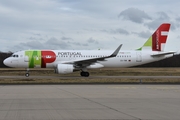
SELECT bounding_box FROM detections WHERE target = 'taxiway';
[0,85,179,120]
[0,75,180,79]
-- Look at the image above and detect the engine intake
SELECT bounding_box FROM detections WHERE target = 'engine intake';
[56,64,74,74]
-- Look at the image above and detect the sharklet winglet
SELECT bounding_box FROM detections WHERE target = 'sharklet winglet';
[110,44,122,57]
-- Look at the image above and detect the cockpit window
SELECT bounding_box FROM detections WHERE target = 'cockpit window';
[11,54,19,57]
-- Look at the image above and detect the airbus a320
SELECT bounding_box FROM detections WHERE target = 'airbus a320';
[3,23,175,77]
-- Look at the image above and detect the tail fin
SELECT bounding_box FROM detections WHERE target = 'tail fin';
[137,23,171,51]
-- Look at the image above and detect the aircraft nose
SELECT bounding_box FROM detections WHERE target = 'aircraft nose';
[3,58,10,67]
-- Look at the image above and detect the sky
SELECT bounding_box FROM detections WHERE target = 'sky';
[0,0,180,52]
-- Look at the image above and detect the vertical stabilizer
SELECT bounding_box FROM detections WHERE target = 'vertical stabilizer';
[137,23,171,51]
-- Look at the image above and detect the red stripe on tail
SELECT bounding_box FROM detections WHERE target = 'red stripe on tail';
[152,23,170,51]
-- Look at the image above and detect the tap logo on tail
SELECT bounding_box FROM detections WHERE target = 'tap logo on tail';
[137,23,170,51]
[152,23,170,51]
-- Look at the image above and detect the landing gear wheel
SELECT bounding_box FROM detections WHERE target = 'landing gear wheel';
[25,68,30,77]
[25,73,29,77]
[80,72,89,77]
[80,72,84,76]
[85,72,89,77]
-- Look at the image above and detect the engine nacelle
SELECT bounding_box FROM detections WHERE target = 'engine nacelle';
[56,64,74,74]
[87,63,104,69]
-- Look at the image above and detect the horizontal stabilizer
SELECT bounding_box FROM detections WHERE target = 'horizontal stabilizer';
[174,49,180,55]
[151,51,175,56]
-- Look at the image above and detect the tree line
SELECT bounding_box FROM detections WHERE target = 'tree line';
[0,52,180,68]
[0,52,12,68]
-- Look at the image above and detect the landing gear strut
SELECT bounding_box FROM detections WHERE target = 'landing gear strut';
[80,71,89,77]
[25,68,30,77]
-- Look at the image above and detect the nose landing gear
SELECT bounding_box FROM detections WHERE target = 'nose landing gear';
[25,73,29,77]
[25,68,30,77]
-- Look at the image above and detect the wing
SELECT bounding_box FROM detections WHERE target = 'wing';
[61,44,122,67]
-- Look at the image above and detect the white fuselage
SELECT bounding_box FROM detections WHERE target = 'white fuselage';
[3,50,173,68]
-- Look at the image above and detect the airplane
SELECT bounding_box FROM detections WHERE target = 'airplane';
[3,23,175,77]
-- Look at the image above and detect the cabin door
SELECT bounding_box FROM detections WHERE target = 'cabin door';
[136,52,142,62]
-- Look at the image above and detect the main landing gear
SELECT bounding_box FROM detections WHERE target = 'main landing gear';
[80,71,89,77]
[25,68,30,77]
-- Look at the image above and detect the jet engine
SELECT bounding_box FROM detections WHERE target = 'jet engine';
[56,64,74,74]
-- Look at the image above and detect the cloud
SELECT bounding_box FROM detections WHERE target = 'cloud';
[87,37,99,44]
[145,20,164,30]
[102,28,129,35]
[144,12,176,30]
[45,37,71,49]
[82,43,88,46]
[157,12,170,20]
[33,33,41,36]
[29,37,37,40]
[135,31,151,38]
[71,42,81,46]
[28,37,44,41]
[176,17,180,22]
[10,36,92,51]
[61,36,73,41]
[118,8,152,23]
[11,37,71,51]
[13,41,45,50]
[1,1,180,52]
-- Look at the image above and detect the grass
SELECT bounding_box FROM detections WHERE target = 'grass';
[0,68,180,84]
